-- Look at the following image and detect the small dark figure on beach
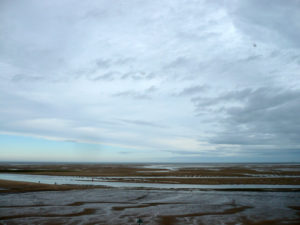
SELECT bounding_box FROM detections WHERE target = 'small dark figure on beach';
[137,218,143,224]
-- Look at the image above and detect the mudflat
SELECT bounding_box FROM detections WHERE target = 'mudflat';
[0,163,300,224]
[0,179,97,193]
[1,187,299,224]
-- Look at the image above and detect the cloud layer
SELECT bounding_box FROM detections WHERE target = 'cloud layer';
[0,0,299,161]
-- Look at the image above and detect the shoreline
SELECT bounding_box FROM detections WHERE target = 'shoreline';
[1,163,300,193]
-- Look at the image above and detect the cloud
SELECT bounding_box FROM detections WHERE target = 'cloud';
[120,71,156,80]
[113,86,157,99]
[0,0,299,161]
[12,118,74,132]
[176,85,208,96]
[199,87,300,146]
[119,119,166,128]
[112,91,151,100]
[95,59,110,69]
[192,88,253,109]
[225,0,300,48]
[92,72,116,81]
[12,74,44,82]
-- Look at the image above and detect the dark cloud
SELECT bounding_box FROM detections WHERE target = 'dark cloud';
[226,0,300,48]
[200,87,300,146]
[176,85,208,96]
[192,88,252,108]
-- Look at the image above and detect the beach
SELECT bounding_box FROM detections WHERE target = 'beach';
[0,163,300,224]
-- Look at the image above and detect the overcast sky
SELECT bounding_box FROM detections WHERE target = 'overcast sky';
[0,0,300,162]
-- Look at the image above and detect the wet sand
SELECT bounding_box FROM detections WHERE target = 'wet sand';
[1,163,300,224]
[0,179,97,193]
[1,188,299,225]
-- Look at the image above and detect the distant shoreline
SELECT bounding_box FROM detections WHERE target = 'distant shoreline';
[0,163,299,191]
[1,161,300,164]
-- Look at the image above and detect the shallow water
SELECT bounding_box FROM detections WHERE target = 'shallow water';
[1,173,300,190]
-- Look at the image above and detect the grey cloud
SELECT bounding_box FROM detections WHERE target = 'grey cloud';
[83,8,107,20]
[206,87,300,146]
[95,59,110,69]
[92,72,116,81]
[164,57,190,69]
[75,58,155,82]
[176,85,208,96]
[145,86,157,93]
[176,31,220,42]
[114,57,134,65]
[1,0,300,161]
[74,57,136,81]
[121,71,155,80]
[162,57,201,80]
[113,91,151,100]
[12,74,44,82]
[164,150,205,155]
[0,89,52,121]
[118,151,131,155]
[226,0,300,48]
[119,119,166,128]
[192,88,252,109]
[113,86,157,100]
[239,54,262,63]
[95,57,134,68]
[76,59,118,75]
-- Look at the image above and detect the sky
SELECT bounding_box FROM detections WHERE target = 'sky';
[0,0,300,162]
